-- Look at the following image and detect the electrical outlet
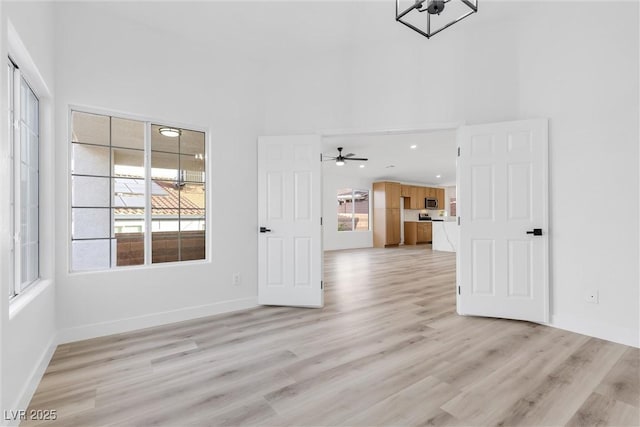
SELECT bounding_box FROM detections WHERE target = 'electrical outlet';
[585,290,599,304]
[232,273,241,286]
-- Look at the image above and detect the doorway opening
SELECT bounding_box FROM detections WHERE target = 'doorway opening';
[320,125,459,254]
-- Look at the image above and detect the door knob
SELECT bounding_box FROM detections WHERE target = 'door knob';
[260,227,272,233]
[526,228,543,236]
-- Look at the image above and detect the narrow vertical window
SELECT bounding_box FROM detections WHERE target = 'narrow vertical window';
[8,58,40,296]
[150,125,206,263]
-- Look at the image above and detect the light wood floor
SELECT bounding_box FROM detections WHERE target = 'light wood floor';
[25,246,639,426]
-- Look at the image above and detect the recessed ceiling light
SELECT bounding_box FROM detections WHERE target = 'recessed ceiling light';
[359,164,365,168]
[436,174,441,178]
[410,145,417,149]
[159,127,181,137]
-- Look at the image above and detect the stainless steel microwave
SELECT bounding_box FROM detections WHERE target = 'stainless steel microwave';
[425,198,438,209]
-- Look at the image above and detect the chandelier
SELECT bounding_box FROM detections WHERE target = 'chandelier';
[396,0,478,39]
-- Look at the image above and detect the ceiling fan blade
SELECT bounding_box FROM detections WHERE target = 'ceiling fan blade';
[344,157,368,161]
[323,155,337,160]
[344,153,356,158]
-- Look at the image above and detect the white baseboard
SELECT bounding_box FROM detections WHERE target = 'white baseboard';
[4,336,57,427]
[550,314,639,348]
[57,297,258,344]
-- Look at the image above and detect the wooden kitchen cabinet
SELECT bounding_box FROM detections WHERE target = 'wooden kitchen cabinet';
[373,181,401,209]
[404,222,417,245]
[404,221,432,245]
[386,182,401,208]
[409,186,420,209]
[436,188,445,211]
[417,222,432,243]
[425,187,436,198]
[373,181,402,247]
[387,208,401,245]
[374,208,400,247]
[401,185,411,198]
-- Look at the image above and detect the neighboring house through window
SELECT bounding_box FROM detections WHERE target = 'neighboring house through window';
[70,111,206,271]
[337,188,369,231]
[8,57,40,297]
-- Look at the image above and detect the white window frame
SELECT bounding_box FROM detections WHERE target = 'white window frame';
[69,107,210,272]
[9,57,40,298]
[337,188,370,232]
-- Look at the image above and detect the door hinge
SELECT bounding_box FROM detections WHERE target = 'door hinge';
[321,280,324,289]
[320,153,323,162]
[457,217,460,225]
[320,217,323,226]
[458,286,461,295]
[457,147,460,157]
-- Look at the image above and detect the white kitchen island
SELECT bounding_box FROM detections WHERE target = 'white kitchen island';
[431,219,458,252]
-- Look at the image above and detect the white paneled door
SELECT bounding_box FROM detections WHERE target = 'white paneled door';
[457,119,549,323]
[258,135,323,307]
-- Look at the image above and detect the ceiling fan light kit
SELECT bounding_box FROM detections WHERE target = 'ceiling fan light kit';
[325,147,368,166]
[396,0,478,39]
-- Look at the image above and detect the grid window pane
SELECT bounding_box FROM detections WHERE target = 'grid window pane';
[151,214,180,264]
[72,239,110,271]
[28,129,38,166]
[72,208,110,239]
[113,148,144,178]
[151,151,179,181]
[71,111,110,146]
[25,243,38,284]
[151,124,180,153]
[113,177,146,208]
[114,208,145,267]
[111,117,144,150]
[180,223,205,261]
[180,154,205,182]
[180,129,205,155]
[72,143,110,176]
[72,175,110,207]
[180,183,205,210]
[27,206,39,243]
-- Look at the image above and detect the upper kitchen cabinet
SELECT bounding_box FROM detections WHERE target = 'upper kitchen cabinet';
[425,187,436,198]
[401,185,411,198]
[402,185,423,210]
[436,188,445,210]
[373,181,401,209]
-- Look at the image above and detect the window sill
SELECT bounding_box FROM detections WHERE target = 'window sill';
[68,257,211,275]
[9,279,53,320]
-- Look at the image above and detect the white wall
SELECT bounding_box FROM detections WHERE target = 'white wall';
[0,1,57,419]
[51,0,639,352]
[323,171,373,251]
[53,2,264,341]
[512,2,639,346]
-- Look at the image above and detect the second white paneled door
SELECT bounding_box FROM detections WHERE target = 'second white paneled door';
[257,135,323,307]
[457,119,549,323]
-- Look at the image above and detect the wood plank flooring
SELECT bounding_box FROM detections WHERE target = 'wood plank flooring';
[24,245,639,426]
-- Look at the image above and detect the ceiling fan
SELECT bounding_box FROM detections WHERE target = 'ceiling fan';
[324,147,368,166]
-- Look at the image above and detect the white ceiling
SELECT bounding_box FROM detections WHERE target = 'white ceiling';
[322,129,457,186]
